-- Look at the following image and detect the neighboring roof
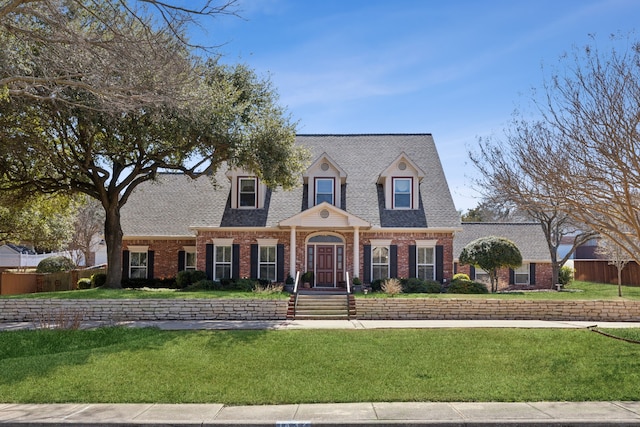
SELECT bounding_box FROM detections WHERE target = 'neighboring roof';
[121,134,461,236]
[0,244,35,254]
[453,223,551,262]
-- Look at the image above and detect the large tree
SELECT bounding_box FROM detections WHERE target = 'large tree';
[472,35,640,276]
[0,1,308,288]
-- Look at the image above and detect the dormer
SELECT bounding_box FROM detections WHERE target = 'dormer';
[303,152,347,209]
[225,168,268,209]
[378,152,425,210]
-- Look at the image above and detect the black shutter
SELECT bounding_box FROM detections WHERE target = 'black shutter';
[177,251,185,272]
[470,265,476,280]
[436,245,444,283]
[454,262,458,275]
[530,263,536,285]
[389,245,398,278]
[232,244,240,279]
[122,250,130,280]
[205,244,214,280]
[363,245,371,284]
[147,251,154,279]
[509,268,515,284]
[277,244,285,282]
[250,244,258,279]
[408,245,417,278]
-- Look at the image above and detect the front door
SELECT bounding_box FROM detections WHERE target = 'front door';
[316,245,335,286]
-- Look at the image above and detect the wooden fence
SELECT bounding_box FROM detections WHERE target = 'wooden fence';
[0,268,106,295]
[574,260,640,286]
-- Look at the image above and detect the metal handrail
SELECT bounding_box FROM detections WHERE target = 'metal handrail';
[346,271,351,294]
[293,271,300,294]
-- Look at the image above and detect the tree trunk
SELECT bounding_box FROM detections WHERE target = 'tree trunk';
[551,263,560,289]
[104,204,123,289]
[618,268,623,297]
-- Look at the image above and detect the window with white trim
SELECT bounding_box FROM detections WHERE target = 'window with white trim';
[214,246,232,280]
[184,249,197,271]
[130,251,148,279]
[315,178,334,205]
[372,246,389,282]
[475,269,490,284]
[514,263,530,285]
[259,245,276,282]
[393,178,412,209]
[417,247,435,280]
[239,177,257,208]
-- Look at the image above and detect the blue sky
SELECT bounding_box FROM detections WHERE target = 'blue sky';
[192,0,640,212]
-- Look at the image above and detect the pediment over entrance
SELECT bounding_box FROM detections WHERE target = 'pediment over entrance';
[279,202,370,229]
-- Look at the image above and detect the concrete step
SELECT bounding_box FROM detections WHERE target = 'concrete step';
[287,293,356,320]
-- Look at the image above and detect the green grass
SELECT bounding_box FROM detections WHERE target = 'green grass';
[1,327,640,404]
[3,280,639,300]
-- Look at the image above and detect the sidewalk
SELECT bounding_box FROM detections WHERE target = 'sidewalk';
[3,318,640,331]
[2,401,640,426]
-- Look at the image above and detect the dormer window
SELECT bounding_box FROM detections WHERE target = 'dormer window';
[239,177,257,208]
[378,152,425,211]
[393,178,412,209]
[304,152,347,209]
[315,178,335,205]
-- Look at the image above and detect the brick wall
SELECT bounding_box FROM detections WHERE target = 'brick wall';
[456,263,554,290]
[124,239,196,279]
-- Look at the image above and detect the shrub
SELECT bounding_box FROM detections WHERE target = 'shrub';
[176,270,207,289]
[448,279,488,294]
[121,277,177,289]
[182,279,222,291]
[77,278,92,289]
[453,273,470,281]
[558,266,574,286]
[36,256,75,273]
[232,278,258,292]
[91,273,107,288]
[253,283,284,294]
[381,278,402,296]
[401,277,441,293]
[371,279,386,292]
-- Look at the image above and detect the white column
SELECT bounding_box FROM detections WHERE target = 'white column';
[289,226,297,278]
[353,226,360,279]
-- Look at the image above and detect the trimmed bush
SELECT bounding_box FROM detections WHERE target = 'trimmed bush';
[77,278,92,289]
[401,277,442,293]
[91,273,107,288]
[448,279,489,294]
[371,279,386,292]
[182,279,222,292]
[36,256,75,273]
[176,270,207,289]
[453,273,470,281]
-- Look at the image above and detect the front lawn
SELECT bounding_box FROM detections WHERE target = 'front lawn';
[1,327,639,404]
[3,280,639,300]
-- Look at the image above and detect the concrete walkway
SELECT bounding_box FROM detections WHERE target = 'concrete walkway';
[3,318,640,331]
[3,401,640,426]
[2,319,640,425]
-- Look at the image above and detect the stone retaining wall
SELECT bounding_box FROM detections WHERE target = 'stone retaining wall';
[0,299,288,322]
[356,298,640,322]
[1,298,639,323]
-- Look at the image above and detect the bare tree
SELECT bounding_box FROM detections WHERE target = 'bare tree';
[68,196,104,266]
[595,237,631,297]
[470,129,597,287]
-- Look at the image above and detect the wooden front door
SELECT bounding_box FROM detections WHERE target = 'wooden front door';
[316,245,335,286]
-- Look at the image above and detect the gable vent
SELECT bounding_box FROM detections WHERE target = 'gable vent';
[320,209,330,219]
[398,161,407,171]
[321,162,330,171]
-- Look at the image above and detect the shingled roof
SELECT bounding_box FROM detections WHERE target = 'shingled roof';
[121,134,461,237]
[453,223,551,262]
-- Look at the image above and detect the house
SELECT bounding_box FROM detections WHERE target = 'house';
[120,134,462,287]
[453,222,553,290]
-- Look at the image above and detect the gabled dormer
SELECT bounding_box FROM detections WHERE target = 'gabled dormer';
[378,152,425,210]
[225,168,268,209]
[303,152,347,209]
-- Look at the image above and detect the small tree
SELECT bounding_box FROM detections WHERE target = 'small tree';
[596,237,631,297]
[459,236,523,293]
